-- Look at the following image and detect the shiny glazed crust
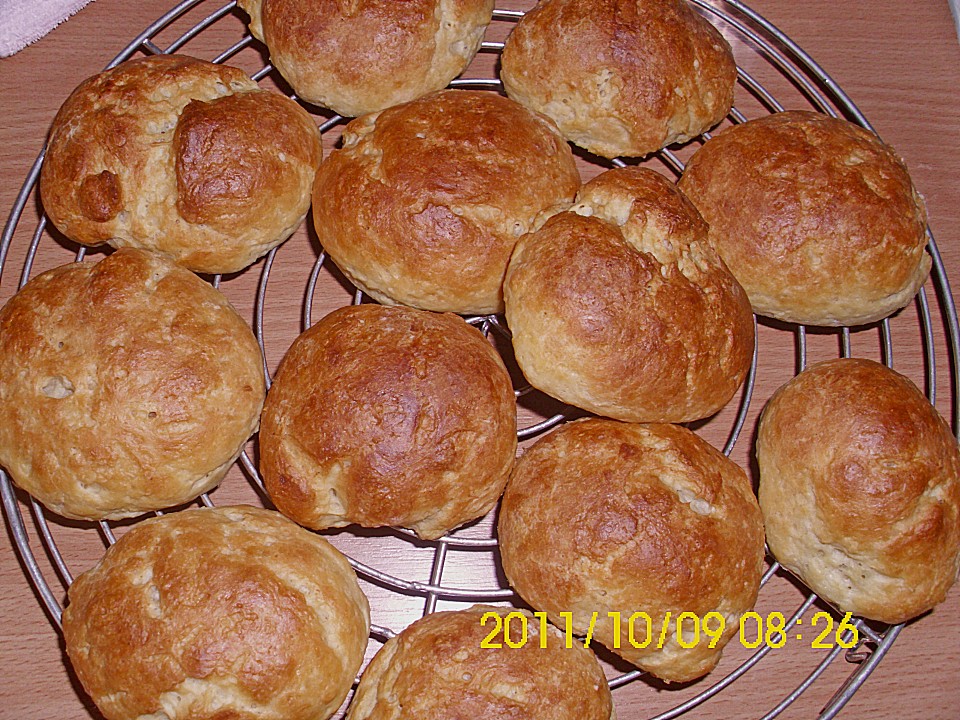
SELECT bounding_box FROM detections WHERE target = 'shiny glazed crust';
[259,304,517,540]
[498,419,765,683]
[679,111,930,326]
[0,248,266,520]
[347,606,614,720]
[504,167,754,423]
[40,54,323,274]
[312,89,580,314]
[500,0,736,158]
[62,505,371,720]
[239,0,495,117]
[757,358,960,624]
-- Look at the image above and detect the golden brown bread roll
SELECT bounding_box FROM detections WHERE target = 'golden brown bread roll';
[347,605,614,720]
[678,111,930,326]
[498,418,765,683]
[259,304,517,540]
[239,0,495,117]
[757,358,960,624]
[0,248,265,520]
[40,54,322,274]
[62,505,370,720]
[311,89,581,315]
[500,0,736,158]
[504,166,754,423]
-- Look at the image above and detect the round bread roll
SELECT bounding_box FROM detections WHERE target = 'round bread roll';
[347,605,613,720]
[504,166,754,423]
[757,358,960,625]
[40,54,323,274]
[0,248,265,520]
[678,111,930,326]
[500,0,736,159]
[62,505,370,720]
[498,418,765,683]
[260,304,517,540]
[239,0,494,117]
[312,89,581,315]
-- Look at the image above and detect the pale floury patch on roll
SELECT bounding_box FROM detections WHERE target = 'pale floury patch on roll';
[312,89,581,315]
[259,304,517,540]
[757,358,960,624]
[40,54,323,275]
[679,111,931,326]
[498,419,766,684]
[500,0,736,158]
[347,606,614,720]
[0,248,265,520]
[239,0,495,117]
[504,166,754,424]
[62,506,370,720]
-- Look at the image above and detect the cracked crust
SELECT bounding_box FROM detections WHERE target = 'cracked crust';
[0,248,265,520]
[239,0,494,117]
[504,166,754,423]
[347,606,614,720]
[498,419,765,683]
[500,0,736,158]
[62,505,370,720]
[311,89,580,314]
[40,54,322,274]
[679,111,930,325]
[757,358,960,624]
[259,304,517,540]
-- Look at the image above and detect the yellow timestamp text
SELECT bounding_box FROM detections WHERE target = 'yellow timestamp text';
[479,609,859,651]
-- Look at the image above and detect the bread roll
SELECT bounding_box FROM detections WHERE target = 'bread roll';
[239,0,494,117]
[62,505,370,720]
[504,166,754,423]
[498,418,765,683]
[500,0,736,158]
[0,248,265,520]
[40,54,322,274]
[347,606,613,719]
[678,111,930,326]
[312,89,581,315]
[757,358,960,624]
[259,304,517,540]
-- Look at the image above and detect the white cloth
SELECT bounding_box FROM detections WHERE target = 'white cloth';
[951,0,960,42]
[0,0,95,58]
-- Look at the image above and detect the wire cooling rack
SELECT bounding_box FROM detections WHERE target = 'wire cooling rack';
[2,1,958,718]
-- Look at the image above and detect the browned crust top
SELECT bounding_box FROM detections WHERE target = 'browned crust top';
[260,304,517,539]
[0,248,265,520]
[757,358,960,622]
[679,111,930,325]
[347,606,613,720]
[499,419,765,681]
[40,54,322,274]
[62,506,370,720]
[501,0,736,157]
[504,167,754,423]
[312,89,580,314]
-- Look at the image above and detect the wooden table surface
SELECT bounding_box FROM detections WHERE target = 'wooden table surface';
[2,1,959,718]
